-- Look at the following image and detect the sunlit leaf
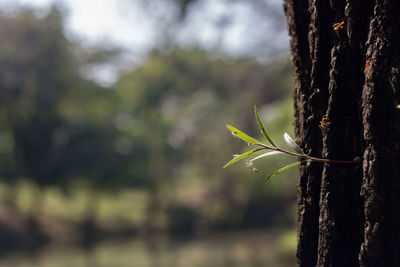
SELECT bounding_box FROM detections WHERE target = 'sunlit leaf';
[266,160,307,180]
[223,148,264,168]
[283,133,305,155]
[248,151,283,165]
[254,105,276,147]
[226,124,259,145]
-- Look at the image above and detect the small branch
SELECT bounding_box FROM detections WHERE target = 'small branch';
[256,143,360,164]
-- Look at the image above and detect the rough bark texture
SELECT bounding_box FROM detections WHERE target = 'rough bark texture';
[284,0,400,266]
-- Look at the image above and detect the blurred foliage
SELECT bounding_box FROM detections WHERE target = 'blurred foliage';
[0,6,296,242]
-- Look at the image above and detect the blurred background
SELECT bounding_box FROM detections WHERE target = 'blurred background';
[0,0,297,266]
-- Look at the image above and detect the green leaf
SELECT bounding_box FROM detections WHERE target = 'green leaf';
[283,133,305,155]
[223,148,264,168]
[266,160,308,180]
[226,124,259,145]
[254,105,276,147]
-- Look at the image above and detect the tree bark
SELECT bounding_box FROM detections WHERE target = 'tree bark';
[284,0,400,266]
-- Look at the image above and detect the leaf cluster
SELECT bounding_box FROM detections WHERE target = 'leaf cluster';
[224,105,359,180]
[224,105,307,180]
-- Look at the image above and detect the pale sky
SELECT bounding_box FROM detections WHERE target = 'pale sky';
[0,0,165,84]
[0,0,289,84]
[0,0,288,54]
[0,0,156,52]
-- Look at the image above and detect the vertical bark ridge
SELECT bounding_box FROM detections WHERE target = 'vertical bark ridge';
[360,0,400,266]
[317,44,364,266]
[387,8,400,260]
[284,1,319,266]
[316,1,374,266]
[284,0,312,141]
[304,1,334,265]
[284,0,312,139]
[308,0,332,136]
[345,0,375,53]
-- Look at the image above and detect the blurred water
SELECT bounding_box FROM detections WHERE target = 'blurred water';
[0,230,295,267]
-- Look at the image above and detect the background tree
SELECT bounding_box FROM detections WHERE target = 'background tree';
[0,7,133,214]
[0,7,77,207]
[284,0,400,266]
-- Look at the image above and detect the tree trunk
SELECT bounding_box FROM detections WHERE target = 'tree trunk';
[283,0,400,266]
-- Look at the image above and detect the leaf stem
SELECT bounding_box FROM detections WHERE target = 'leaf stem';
[256,143,360,164]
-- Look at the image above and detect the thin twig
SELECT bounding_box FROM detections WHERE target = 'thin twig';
[256,143,360,164]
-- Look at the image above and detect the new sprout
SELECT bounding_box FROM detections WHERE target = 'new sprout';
[224,105,360,180]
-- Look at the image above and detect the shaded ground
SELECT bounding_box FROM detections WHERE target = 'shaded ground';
[0,230,295,267]
[0,203,296,266]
